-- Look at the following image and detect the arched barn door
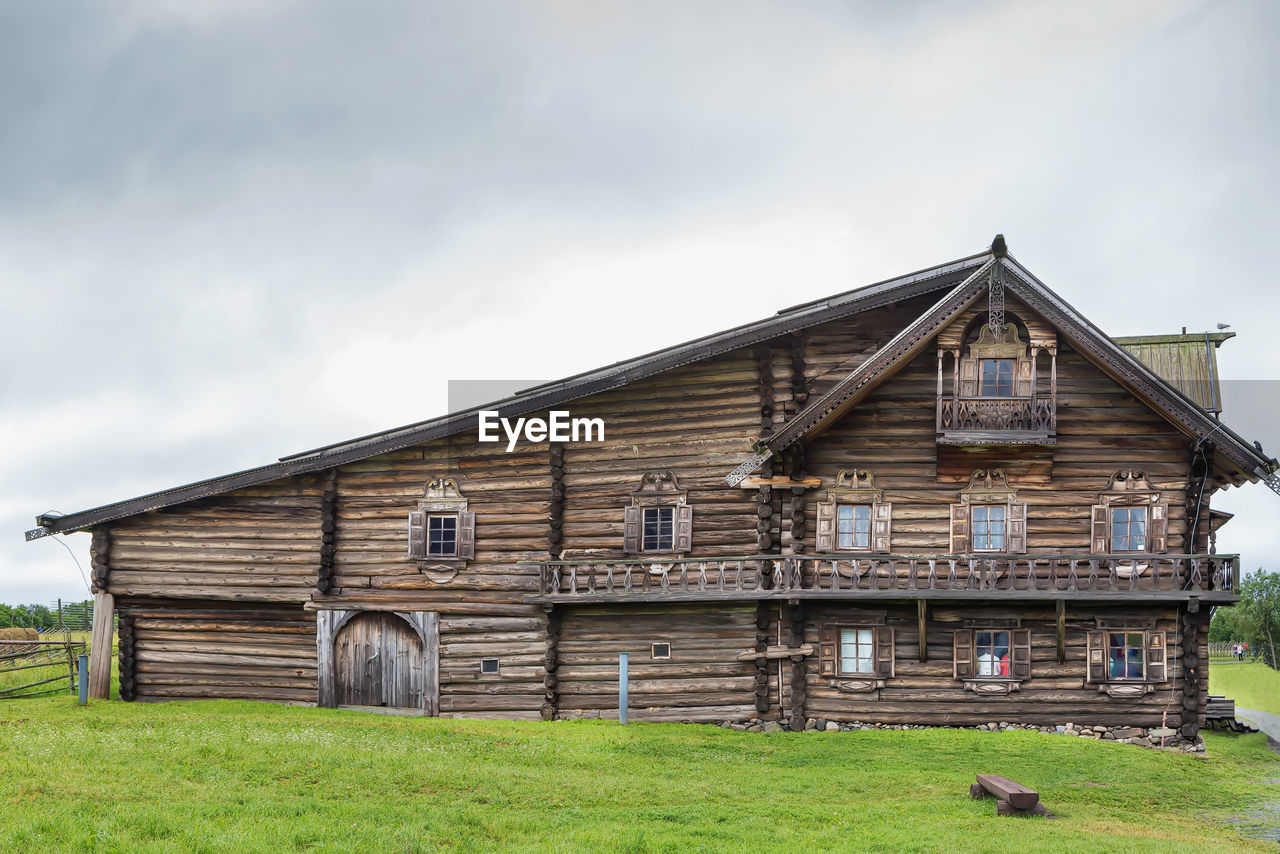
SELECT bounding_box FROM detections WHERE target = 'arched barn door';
[334,612,426,709]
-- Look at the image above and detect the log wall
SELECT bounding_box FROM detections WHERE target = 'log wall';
[120,600,317,703]
[803,602,1191,728]
[555,604,758,722]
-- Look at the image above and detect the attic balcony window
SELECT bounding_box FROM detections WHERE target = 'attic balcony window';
[936,320,1057,445]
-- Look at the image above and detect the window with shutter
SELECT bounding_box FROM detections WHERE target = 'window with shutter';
[818,470,890,554]
[409,478,472,564]
[1089,626,1166,696]
[623,471,691,555]
[1094,471,1169,555]
[955,625,1031,692]
[952,470,1021,555]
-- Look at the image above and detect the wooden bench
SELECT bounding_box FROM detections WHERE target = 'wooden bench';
[970,774,1052,817]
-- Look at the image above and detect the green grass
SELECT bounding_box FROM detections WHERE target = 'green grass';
[0,699,1277,852]
[1211,661,1280,714]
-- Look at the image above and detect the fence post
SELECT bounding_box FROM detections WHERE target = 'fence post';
[77,654,88,705]
[619,652,629,724]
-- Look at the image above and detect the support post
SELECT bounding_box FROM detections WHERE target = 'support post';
[619,652,629,724]
[918,599,928,663]
[88,591,114,699]
[1056,600,1066,665]
[77,654,88,705]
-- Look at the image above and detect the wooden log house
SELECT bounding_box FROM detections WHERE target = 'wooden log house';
[27,237,1274,736]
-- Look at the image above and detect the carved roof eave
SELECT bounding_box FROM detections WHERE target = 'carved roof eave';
[729,256,1274,488]
[998,258,1269,483]
[742,259,995,464]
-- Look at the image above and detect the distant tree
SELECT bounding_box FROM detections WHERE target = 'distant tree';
[1236,571,1280,668]
[1209,606,1254,643]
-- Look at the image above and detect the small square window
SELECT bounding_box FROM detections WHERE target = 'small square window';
[835,504,873,550]
[651,642,671,660]
[1110,506,1147,552]
[979,359,1016,397]
[971,505,1006,551]
[642,507,675,552]
[428,514,457,556]
[839,628,874,675]
[975,630,1011,677]
[480,658,500,675]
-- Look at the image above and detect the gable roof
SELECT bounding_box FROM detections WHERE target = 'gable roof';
[29,251,990,537]
[738,252,1274,486]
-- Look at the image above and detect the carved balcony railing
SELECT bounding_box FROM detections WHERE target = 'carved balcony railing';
[936,396,1056,443]
[526,553,1237,603]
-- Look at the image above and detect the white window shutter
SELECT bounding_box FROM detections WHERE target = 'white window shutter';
[675,504,693,553]
[816,501,835,552]
[872,503,892,553]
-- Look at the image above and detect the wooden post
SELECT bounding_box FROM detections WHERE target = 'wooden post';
[1056,600,1066,665]
[77,654,88,705]
[918,599,928,663]
[619,652,629,724]
[87,591,114,699]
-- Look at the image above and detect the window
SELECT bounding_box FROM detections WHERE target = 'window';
[1091,471,1168,555]
[651,642,671,660]
[971,505,1006,551]
[1107,632,1145,680]
[953,627,1031,691]
[818,624,894,686]
[1086,628,1167,691]
[839,628,874,675]
[408,478,475,561]
[427,514,457,556]
[950,470,1025,554]
[816,469,891,553]
[1110,506,1147,552]
[480,658,500,675]
[642,507,675,552]
[975,630,1011,677]
[979,358,1016,397]
[836,504,873,550]
[623,471,692,555]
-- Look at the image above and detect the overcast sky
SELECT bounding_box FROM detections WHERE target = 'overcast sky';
[3,0,1279,605]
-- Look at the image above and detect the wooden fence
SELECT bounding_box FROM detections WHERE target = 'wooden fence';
[0,639,87,699]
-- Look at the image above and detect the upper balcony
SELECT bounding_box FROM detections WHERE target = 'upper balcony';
[935,318,1057,446]
[526,552,1238,605]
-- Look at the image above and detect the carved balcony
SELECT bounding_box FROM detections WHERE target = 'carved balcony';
[936,394,1056,445]
[526,553,1238,605]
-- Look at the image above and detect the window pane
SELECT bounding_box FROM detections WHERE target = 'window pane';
[642,507,675,551]
[836,504,872,549]
[972,505,1006,550]
[427,515,457,555]
[839,628,874,674]
[980,359,1016,397]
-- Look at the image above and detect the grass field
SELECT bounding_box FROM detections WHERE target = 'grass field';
[1211,661,1280,714]
[0,697,1278,852]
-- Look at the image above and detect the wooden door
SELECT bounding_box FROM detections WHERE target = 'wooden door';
[334,612,427,709]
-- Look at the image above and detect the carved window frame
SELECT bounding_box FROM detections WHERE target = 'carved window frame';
[623,471,692,556]
[408,479,475,574]
[949,469,1026,554]
[1086,627,1168,698]
[959,322,1034,400]
[818,620,893,693]
[1091,470,1169,555]
[952,626,1031,695]
[816,469,891,554]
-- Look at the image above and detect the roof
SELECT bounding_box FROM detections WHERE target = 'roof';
[739,252,1274,485]
[29,239,1277,538]
[1113,331,1234,413]
[30,250,989,536]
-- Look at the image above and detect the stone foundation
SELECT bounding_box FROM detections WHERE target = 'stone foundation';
[715,718,1208,753]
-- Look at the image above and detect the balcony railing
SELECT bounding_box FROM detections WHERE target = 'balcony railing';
[937,396,1055,440]
[526,553,1237,602]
